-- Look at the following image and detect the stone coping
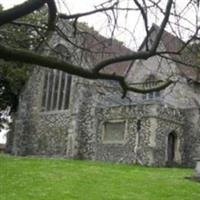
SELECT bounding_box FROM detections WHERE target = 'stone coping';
[195,160,200,177]
[186,159,200,183]
[194,157,200,161]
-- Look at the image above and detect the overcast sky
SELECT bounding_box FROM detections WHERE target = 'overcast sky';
[0,0,146,47]
[0,0,197,49]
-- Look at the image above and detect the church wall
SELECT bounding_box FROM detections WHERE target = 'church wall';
[75,79,123,160]
[12,67,44,155]
[182,108,200,167]
[163,80,200,109]
[12,67,79,157]
[10,22,96,157]
[12,65,197,166]
[10,23,199,167]
[30,112,71,156]
[95,105,146,164]
[92,104,184,166]
[126,31,200,109]
[153,106,184,166]
[124,37,200,167]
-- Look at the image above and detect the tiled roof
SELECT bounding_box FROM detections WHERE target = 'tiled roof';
[66,22,199,80]
[154,24,200,82]
[136,24,200,82]
[77,24,133,75]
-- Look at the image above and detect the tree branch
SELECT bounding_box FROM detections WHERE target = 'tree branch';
[10,21,46,30]
[0,43,172,95]
[58,2,118,20]
[151,0,173,52]
[94,51,153,72]
[133,0,149,50]
[93,0,173,72]
[0,0,57,31]
[46,0,57,30]
[0,0,47,26]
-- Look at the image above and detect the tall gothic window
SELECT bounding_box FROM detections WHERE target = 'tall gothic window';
[41,44,72,112]
[143,75,160,100]
[41,69,71,112]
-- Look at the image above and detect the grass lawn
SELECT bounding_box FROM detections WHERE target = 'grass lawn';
[0,154,199,200]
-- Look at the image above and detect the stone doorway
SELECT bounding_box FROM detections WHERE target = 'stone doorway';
[167,131,177,164]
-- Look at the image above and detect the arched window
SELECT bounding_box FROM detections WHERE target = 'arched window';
[143,75,160,100]
[53,44,71,60]
[41,44,72,112]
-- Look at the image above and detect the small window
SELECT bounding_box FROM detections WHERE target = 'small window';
[143,75,160,100]
[103,121,125,143]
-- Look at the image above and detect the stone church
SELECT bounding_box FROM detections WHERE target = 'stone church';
[8,23,200,167]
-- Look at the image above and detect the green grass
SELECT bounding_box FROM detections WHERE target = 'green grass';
[0,155,199,200]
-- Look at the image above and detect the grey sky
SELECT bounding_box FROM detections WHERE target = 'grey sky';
[0,0,197,49]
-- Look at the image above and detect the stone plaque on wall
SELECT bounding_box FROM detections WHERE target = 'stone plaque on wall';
[103,121,125,143]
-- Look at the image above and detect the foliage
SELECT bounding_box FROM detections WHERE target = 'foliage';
[0,5,48,130]
[0,5,48,49]
[0,155,200,200]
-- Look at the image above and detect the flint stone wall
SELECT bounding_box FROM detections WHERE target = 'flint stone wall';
[11,67,76,157]
[9,21,200,166]
[92,104,184,166]
[11,65,199,167]
[182,108,200,167]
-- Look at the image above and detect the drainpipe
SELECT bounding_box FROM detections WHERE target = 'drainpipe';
[134,119,143,165]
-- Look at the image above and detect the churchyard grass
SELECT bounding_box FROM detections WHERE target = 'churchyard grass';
[0,154,199,200]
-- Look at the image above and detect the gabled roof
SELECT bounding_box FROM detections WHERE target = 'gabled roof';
[76,23,133,75]
[133,24,200,83]
[159,26,200,82]
[150,24,200,82]
[60,22,199,80]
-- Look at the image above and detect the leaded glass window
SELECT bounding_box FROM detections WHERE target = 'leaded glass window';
[41,69,71,112]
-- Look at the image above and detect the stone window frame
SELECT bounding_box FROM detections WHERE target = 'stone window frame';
[142,74,160,100]
[165,130,181,164]
[102,119,127,144]
[41,44,72,113]
[41,69,72,113]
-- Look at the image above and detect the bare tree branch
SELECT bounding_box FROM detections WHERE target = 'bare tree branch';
[58,2,118,20]
[150,0,173,52]
[0,0,47,26]
[133,0,149,50]
[46,0,57,30]
[0,0,198,97]
[94,0,173,72]
[0,43,172,95]
[0,0,56,30]
[10,21,46,30]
